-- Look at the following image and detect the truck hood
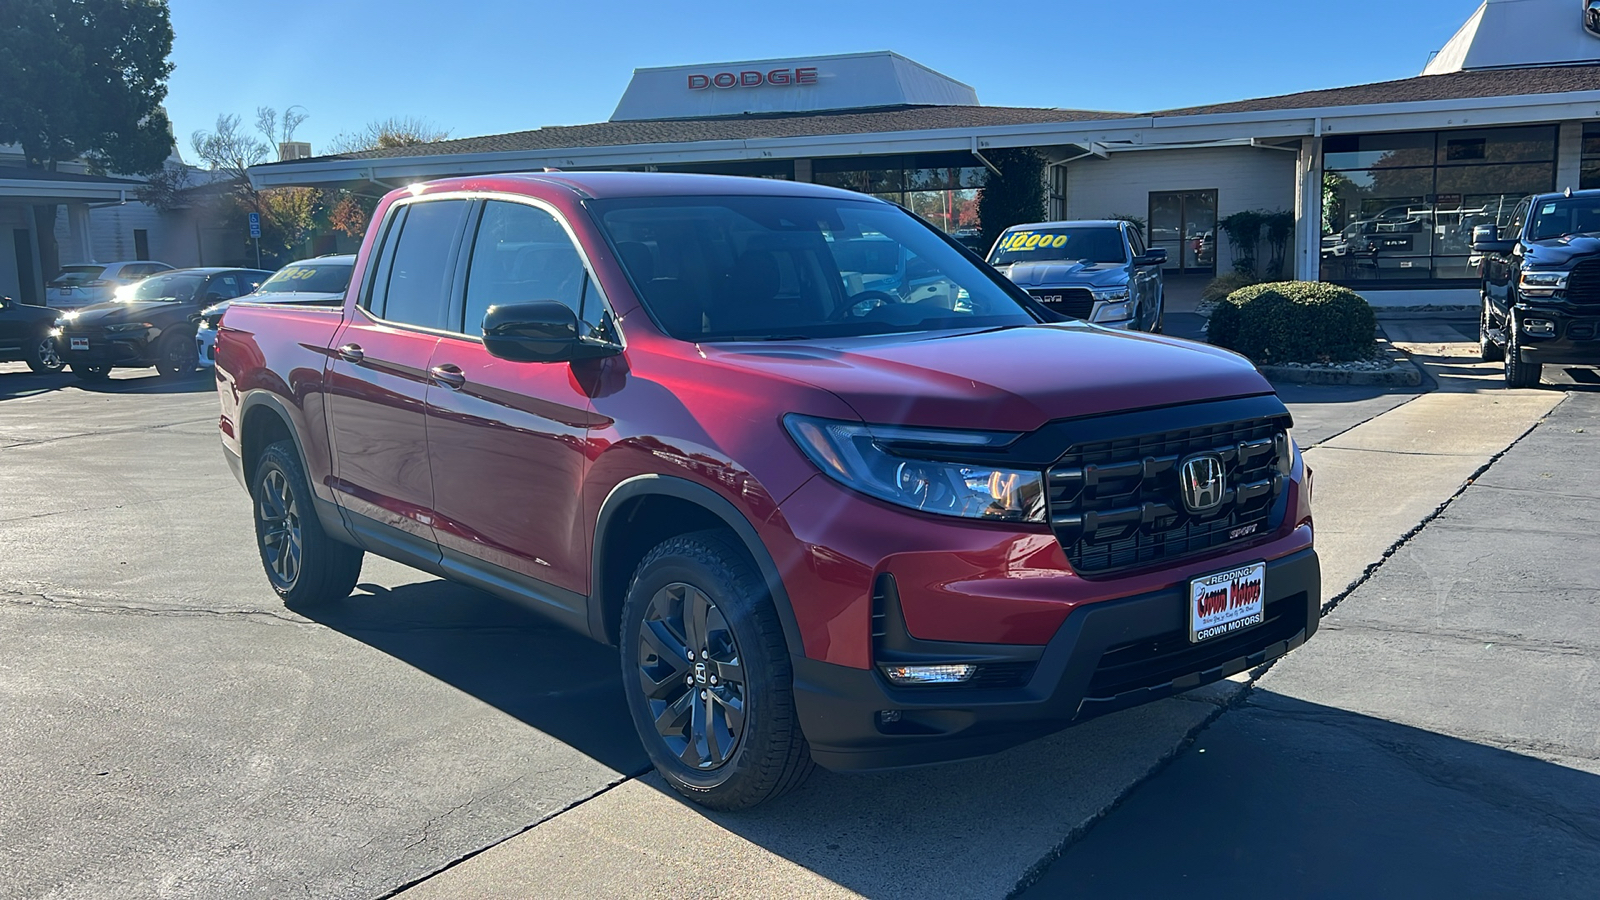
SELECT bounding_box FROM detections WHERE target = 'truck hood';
[1525,234,1600,266]
[999,261,1127,288]
[706,323,1271,432]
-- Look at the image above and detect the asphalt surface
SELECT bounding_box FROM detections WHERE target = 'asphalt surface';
[0,324,1587,898]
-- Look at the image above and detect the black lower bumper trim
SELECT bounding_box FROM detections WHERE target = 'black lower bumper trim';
[792,547,1320,771]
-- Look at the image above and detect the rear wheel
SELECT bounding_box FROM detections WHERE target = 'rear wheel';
[25,334,63,374]
[620,530,813,810]
[1479,295,1504,362]
[1503,310,1543,388]
[71,364,112,381]
[155,332,197,378]
[252,440,364,606]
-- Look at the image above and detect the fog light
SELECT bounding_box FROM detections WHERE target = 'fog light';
[881,664,977,685]
[878,710,902,724]
[1523,318,1556,336]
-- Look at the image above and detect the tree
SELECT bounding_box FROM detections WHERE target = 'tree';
[976,149,1046,243]
[326,116,450,154]
[190,109,324,267]
[0,0,175,276]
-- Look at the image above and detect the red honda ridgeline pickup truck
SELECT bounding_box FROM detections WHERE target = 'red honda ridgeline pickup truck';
[215,172,1318,810]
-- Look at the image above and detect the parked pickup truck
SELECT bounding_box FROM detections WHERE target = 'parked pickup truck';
[215,172,1319,810]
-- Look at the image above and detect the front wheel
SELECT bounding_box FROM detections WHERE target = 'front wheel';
[620,530,813,810]
[155,332,198,379]
[25,334,64,374]
[1503,310,1543,388]
[252,441,364,606]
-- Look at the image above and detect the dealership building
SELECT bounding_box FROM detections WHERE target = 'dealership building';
[234,0,1600,305]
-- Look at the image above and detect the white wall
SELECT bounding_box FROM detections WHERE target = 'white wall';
[49,201,204,269]
[1062,145,1299,274]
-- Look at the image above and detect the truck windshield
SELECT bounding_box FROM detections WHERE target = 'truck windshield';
[1527,197,1600,241]
[590,195,1039,342]
[988,226,1127,266]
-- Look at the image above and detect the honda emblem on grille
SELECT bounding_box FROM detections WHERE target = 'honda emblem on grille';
[1179,454,1226,513]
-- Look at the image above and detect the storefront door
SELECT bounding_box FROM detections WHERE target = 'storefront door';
[1149,190,1217,275]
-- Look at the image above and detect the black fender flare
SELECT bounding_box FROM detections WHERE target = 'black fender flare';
[589,474,806,658]
[237,389,358,546]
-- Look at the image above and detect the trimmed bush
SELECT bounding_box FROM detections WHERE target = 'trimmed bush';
[1207,281,1376,364]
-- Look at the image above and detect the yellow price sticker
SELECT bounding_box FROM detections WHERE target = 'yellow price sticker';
[997,231,1070,252]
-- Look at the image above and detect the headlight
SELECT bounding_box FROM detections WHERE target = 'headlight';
[54,312,78,326]
[1091,287,1130,302]
[1519,270,1567,295]
[1090,301,1134,323]
[103,322,153,333]
[783,415,1046,523]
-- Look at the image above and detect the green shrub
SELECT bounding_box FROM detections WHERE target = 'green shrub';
[1201,272,1259,303]
[1206,281,1376,364]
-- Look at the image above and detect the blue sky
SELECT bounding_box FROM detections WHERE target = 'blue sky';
[165,0,1480,159]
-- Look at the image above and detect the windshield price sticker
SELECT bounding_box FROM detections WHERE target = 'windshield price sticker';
[1189,562,1266,643]
[996,231,1070,252]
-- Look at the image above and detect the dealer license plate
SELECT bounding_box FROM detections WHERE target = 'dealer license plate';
[69,337,89,351]
[1189,562,1266,643]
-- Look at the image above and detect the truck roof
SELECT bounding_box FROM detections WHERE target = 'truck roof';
[404,171,884,203]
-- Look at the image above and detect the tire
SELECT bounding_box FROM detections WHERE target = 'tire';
[620,529,814,810]
[1479,295,1504,362]
[71,364,112,381]
[155,331,198,379]
[252,440,364,607]
[1503,310,1543,388]
[25,334,64,374]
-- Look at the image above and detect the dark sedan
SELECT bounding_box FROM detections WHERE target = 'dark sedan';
[55,267,271,380]
[0,295,65,374]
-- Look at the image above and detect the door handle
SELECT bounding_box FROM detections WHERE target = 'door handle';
[429,364,466,391]
[337,343,365,364]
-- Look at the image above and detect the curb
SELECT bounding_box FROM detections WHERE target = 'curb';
[1256,339,1423,387]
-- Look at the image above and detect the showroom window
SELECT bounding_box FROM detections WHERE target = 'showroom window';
[811,153,988,234]
[1320,126,1556,285]
[1579,123,1600,189]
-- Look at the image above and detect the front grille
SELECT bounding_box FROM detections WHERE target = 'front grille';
[1047,416,1288,576]
[1085,593,1308,700]
[1028,288,1095,319]
[1566,260,1600,307]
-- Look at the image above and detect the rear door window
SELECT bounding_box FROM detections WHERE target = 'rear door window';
[370,199,469,329]
[205,273,243,301]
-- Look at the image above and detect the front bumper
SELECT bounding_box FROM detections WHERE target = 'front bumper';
[1513,306,1600,366]
[56,332,153,366]
[196,324,217,368]
[793,547,1319,771]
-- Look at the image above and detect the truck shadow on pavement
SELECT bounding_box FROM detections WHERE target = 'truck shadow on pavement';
[297,578,650,777]
[1021,690,1600,898]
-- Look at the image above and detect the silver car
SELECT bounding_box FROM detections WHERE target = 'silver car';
[987,220,1167,332]
[195,255,355,368]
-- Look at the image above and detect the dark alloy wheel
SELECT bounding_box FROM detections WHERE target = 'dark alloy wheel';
[1479,295,1504,362]
[621,530,814,810]
[25,334,64,374]
[640,581,748,770]
[71,364,112,381]
[1503,309,1543,388]
[155,332,198,379]
[251,440,364,606]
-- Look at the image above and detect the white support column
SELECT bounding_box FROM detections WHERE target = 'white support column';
[1557,121,1583,192]
[1294,135,1323,282]
[67,203,94,263]
[792,158,812,183]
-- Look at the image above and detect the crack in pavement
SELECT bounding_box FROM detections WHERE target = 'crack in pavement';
[0,589,309,626]
[0,487,233,524]
[1318,620,1599,656]
[0,416,217,451]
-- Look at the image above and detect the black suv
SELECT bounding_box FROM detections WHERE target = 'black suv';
[1474,190,1600,387]
[0,296,64,374]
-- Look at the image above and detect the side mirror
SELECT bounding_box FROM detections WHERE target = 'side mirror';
[1471,224,1514,253]
[482,300,619,363]
[0,296,11,309]
[1138,248,1168,266]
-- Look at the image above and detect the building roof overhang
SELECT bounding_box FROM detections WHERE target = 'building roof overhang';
[0,168,142,205]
